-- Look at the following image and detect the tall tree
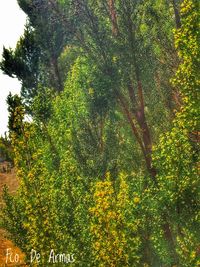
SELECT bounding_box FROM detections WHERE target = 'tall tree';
[0,25,40,104]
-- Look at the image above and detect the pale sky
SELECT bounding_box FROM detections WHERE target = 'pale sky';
[0,0,27,136]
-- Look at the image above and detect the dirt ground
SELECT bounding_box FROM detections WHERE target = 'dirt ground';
[0,170,26,266]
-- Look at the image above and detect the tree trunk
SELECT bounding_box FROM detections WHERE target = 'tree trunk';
[172,0,181,28]
[117,91,157,181]
[108,0,119,36]
[51,56,63,92]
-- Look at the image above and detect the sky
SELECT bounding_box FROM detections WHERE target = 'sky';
[0,0,27,136]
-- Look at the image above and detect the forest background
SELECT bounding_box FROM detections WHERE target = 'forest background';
[0,0,199,266]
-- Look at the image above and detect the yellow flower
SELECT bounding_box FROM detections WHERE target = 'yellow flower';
[190,250,196,259]
[94,242,100,250]
[88,88,94,95]
[134,197,140,204]
[112,56,117,63]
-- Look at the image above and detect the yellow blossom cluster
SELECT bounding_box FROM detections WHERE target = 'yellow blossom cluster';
[89,176,129,266]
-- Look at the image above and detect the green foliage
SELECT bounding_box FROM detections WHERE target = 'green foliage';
[1,0,199,266]
[0,25,40,103]
[0,136,13,163]
[153,0,200,265]
[6,93,25,136]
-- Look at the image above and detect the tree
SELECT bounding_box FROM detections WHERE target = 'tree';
[153,0,200,265]
[0,25,40,105]
[61,0,179,180]
[6,93,24,137]
[1,0,199,266]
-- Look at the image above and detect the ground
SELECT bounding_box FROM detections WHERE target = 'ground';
[0,169,26,267]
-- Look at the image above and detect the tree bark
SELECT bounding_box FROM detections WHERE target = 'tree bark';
[108,0,119,36]
[117,91,157,181]
[51,56,63,92]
